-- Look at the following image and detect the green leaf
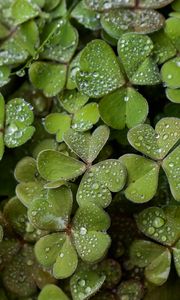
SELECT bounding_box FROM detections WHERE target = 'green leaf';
[161,57,180,89]
[3,196,27,236]
[117,280,144,300]
[98,259,122,289]
[166,88,180,103]
[118,33,160,85]
[3,245,37,297]
[119,154,159,203]
[53,237,78,279]
[29,62,67,97]
[16,20,39,56]
[130,239,171,285]
[127,118,180,160]
[76,39,125,98]
[28,186,73,231]
[4,98,35,148]
[145,248,171,285]
[136,206,180,246]
[11,0,40,25]
[35,232,66,267]
[37,150,86,181]
[40,19,78,63]
[173,239,180,276]
[0,94,5,160]
[14,157,38,182]
[16,181,46,207]
[44,113,71,142]
[64,125,110,163]
[70,264,106,300]
[72,103,100,131]
[66,52,81,90]
[0,240,20,270]
[71,0,101,30]
[44,0,60,11]
[59,90,89,113]
[172,0,180,11]
[150,29,176,64]
[73,203,111,232]
[38,284,69,300]
[84,0,135,11]
[162,146,180,201]
[99,87,148,129]
[77,160,126,208]
[101,9,164,38]
[165,17,180,51]
[138,0,174,8]
[0,65,10,87]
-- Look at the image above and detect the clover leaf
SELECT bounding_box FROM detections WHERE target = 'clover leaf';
[28,185,73,231]
[38,284,69,300]
[117,279,144,300]
[70,263,106,300]
[128,117,180,160]
[63,126,110,163]
[73,203,111,262]
[76,39,125,98]
[118,33,160,85]
[165,16,180,51]
[130,240,171,285]
[71,0,101,30]
[37,150,86,181]
[34,202,111,278]
[0,96,35,159]
[119,154,159,203]
[29,62,67,97]
[77,160,126,208]
[40,19,78,63]
[11,0,40,25]
[161,57,180,103]
[136,206,180,246]
[162,146,180,201]
[0,224,3,242]
[99,87,148,130]
[0,66,10,87]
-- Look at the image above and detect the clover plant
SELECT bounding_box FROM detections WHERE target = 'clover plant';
[0,0,180,300]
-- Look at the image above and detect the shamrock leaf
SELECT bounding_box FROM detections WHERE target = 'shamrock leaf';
[14,156,38,183]
[98,259,122,289]
[138,0,174,8]
[117,280,144,300]
[173,239,180,276]
[161,57,180,103]
[101,9,164,37]
[162,146,180,201]
[71,0,101,30]
[44,113,71,142]
[76,39,125,98]
[0,239,21,271]
[99,87,148,129]
[127,118,180,160]
[84,0,136,11]
[136,206,180,246]
[11,0,40,25]
[63,126,110,163]
[0,66,10,87]
[118,33,160,85]
[70,263,106,300]
[4,98,35,149]
[77,160,126,208]
[130,240,171,285]
[16,181,46,207]
[2,246,37,297]
[38,284,69,300]
[73,203,111,262]
[40,19,78,63]
[165,16,180,51]
[28,186,73,231]
[150,30,176,64]
[37,150,86,181]
[29,62,67,97]
[59,90,89,113]
[119,154,159,203]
